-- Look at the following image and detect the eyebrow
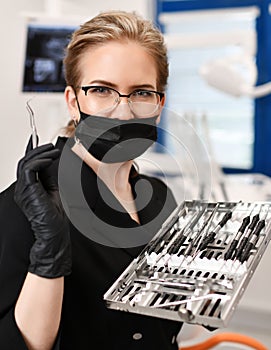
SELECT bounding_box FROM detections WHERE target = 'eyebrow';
[87,80,156,91]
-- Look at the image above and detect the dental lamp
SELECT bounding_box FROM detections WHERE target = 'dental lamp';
[200,52,271,98]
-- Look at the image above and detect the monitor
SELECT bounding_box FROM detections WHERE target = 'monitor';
[22,23,77,93]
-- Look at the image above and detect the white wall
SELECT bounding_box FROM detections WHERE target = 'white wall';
[0,0,152,191]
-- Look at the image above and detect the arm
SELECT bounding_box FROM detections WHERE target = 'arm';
[12,141,71,350]
[15,274,64,350]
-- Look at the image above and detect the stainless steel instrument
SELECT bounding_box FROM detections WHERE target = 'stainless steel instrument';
[104,200,271,328]
[26,98,38,148]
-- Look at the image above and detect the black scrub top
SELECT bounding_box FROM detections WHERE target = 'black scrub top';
[0,137,182,350]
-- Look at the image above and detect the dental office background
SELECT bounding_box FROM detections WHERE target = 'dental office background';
[1,0,271,341]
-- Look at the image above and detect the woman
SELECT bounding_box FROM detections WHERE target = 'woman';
[0,10,182,350]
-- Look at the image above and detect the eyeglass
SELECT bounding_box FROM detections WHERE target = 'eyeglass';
[78,85,164,117]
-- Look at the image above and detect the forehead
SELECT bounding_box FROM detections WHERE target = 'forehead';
[79,41,157,88]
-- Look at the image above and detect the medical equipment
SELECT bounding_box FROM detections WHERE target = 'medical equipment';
[200,53,271,99]
[104,200,271,328]
[26,98,38,148]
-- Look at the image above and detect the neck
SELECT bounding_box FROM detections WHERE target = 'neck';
[97,161,134,193]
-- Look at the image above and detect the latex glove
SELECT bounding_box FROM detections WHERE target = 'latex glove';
[14,139,71,278]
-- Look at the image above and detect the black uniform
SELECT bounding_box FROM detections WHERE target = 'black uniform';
[0,137,182,349]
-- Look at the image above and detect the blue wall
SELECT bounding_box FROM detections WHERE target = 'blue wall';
[156,0,271,175]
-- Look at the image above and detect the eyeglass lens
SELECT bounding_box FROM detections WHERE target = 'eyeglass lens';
[84,87,161,117]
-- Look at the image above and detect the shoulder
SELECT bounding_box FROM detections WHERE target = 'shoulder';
[0,181,33,271]
[0,181,32,231]
[0,182,16,210]
[55,136,68,150]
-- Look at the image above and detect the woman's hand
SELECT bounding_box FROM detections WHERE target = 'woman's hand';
[14,139,71,278]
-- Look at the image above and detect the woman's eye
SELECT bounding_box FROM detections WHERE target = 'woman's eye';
[89,87,111,95]
[133,90,153,98]
[136,90,148,96]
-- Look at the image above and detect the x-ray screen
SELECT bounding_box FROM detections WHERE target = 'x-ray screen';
[22,24,76,92]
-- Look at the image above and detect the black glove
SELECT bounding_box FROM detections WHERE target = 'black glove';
[14,138,72,278]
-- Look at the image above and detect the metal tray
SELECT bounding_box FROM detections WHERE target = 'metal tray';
[104,200,271,328]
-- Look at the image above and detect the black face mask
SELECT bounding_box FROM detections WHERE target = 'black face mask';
[74,111,158,163]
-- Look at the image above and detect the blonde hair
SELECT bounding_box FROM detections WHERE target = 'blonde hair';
[63,10,168,135]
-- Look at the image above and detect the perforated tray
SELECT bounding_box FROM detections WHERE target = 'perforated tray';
[104,200,271,328]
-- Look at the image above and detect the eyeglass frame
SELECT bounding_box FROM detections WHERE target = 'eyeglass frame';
[76,85,164,110]
[79,85,164,99]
